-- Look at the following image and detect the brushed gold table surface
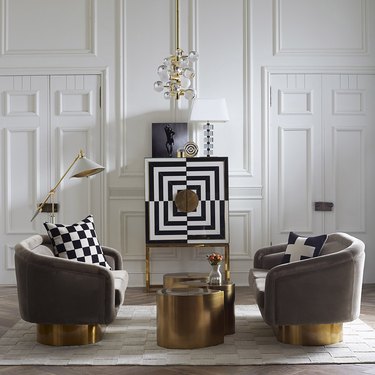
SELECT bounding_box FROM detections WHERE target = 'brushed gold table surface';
[163,272,209,288]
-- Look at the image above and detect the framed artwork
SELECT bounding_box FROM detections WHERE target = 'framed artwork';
[152,122,188,158]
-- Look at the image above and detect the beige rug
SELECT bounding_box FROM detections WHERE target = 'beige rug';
[0,305,375,365]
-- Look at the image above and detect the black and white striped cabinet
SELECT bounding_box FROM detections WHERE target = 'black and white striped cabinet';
[144,157,229,244]
[144,157,230,290]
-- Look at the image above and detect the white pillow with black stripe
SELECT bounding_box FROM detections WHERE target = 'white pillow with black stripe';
[44,215,111,270]
[282,232,327,264]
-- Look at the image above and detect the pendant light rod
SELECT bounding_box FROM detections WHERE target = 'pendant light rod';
[175,0,180,50]
[153,0,198,100]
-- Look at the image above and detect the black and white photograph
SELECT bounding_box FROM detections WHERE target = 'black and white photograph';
[152,122,188,158]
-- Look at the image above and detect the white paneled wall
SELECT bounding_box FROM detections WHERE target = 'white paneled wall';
[0,0,374,285]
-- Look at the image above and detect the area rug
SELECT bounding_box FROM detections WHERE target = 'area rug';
[0,305,375,366]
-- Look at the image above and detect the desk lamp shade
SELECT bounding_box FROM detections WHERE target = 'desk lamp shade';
[31,150,105,223]
[189,98,229,156]
[70,156,105,178]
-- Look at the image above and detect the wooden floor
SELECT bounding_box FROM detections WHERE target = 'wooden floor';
[0,284,374,374]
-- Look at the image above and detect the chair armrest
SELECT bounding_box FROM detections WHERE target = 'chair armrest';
[102,245,123,270]
[253,244,287,269]
[263,250,365,326]
[15,247,116,325]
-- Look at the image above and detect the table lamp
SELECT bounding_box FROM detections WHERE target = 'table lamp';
[189,98,229,156]
[31,150,105,223]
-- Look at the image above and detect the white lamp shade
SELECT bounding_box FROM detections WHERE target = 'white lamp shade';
[70,156,105,178]
[189,98,229,122]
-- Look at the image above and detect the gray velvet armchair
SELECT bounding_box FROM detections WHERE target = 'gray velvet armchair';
[249,232,365,345]
[14,234,129,346]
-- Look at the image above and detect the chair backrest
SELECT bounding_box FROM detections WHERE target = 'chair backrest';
[320,232,358,256]
[18,234,55,257]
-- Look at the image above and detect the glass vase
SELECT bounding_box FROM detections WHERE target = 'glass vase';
[208,264,222,285]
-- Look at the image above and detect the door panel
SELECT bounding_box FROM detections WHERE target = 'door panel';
[270,73,375,282]
[49,75,103,233]
[322,74,374,235]
[269,74,323,245]
[0,76,49,284]
[0,74,103,284]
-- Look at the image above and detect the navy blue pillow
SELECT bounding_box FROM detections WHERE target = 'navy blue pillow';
[282,232,327,264]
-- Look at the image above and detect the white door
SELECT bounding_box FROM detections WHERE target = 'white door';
[269,73,375,282]
[0,74,103,284]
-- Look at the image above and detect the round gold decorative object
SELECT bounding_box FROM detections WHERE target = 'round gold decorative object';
[37,323,103,346]
[274,323,343,346]
[175,189,199,213]
[157,288,224,349]
[184,141,199,157]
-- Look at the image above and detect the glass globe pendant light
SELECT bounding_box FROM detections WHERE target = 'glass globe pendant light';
[153,0,198,100]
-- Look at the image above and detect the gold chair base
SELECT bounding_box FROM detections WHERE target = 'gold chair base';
[37,323,103,346]
[274,323,343,346]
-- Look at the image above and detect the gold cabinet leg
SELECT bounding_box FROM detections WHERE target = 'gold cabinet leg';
[224,244,230,281]
[145,246,150,292]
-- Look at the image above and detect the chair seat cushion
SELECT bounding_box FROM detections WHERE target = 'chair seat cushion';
[282,232,327,264]
[249,268,267,309]
[44,215,111,270]
[251,268,269,279]
[112,270,129,307]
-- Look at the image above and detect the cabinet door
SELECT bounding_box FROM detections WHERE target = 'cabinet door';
[0,76,49,283]
[269,74,324,245]
[145,157,229,244]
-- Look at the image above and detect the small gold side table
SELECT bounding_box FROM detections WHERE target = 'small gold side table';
[162,272,236,335]
[183,280,235,335]
[156,288,224,349]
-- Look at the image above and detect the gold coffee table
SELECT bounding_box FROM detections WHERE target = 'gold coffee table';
[163,272,236,335]
[156,288,224,349]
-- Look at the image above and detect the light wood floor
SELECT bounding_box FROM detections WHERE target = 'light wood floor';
[0,285,374,375]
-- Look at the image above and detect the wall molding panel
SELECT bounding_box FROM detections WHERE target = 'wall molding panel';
[278,90,313,115]
[333,127,365,233]
[4,90,40,116]
[56,127,93,222]
[273,0,368,55]
[120,210,150,260]
[279,127,313,233]
[57,90,93,116]
[5,128,38,235]
[229,210,253,259]
[5,245,15,270]
[333,90,365,115]
[1,0,97,56]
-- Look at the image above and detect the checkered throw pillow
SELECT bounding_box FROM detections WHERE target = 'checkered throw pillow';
[44,215,111,270]
[282,232,327,264]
